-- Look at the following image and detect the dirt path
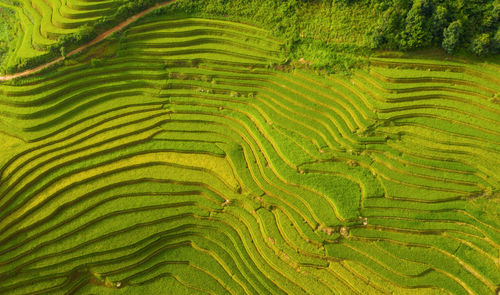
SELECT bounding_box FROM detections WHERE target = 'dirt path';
[0,0,176,81]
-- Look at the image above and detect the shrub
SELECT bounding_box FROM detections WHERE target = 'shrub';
[60,46,66,57]
[90,58,103,68]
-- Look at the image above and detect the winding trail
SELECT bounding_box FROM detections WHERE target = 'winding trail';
[0,0,177,82]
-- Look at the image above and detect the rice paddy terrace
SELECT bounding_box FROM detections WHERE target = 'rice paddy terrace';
[0,12,499,295]
[0,0,160,70]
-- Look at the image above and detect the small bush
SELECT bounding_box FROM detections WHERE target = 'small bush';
[90,58,103,68]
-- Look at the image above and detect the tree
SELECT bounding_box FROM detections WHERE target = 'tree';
[471,33,491,56]
[431,5,449,43]
[398,0,433,50]
[492,28,500,54]
[442,20,463,54]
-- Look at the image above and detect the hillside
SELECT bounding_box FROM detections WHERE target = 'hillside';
[0,1,499,295]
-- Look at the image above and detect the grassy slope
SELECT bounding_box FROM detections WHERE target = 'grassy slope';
[0,7,499,295]
[0,0,165,73]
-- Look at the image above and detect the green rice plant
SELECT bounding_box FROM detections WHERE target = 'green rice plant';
[0,14,499,295]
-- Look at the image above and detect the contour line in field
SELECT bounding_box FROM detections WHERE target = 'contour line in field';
[0,0,178,82]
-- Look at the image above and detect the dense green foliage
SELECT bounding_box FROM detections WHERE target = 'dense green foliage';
[368,0,500,55]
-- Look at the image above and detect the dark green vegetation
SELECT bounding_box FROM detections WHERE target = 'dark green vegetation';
[0,1,499,295]
[368,0,500,55]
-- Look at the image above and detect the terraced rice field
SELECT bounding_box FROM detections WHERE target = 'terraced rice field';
[0,0,154,69]
[0,15,499,295]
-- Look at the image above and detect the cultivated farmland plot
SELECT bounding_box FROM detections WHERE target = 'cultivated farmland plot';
[0,2,499,295]
[0,0,160,72]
